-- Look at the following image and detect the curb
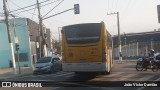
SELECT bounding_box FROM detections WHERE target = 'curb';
[0,67,33,80]
[115,60,137,63]
[3,73,33,80]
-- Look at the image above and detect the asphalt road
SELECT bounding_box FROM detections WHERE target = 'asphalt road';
[1,61,160,90]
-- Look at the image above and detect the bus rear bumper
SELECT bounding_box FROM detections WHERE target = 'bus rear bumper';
[62,62,107,72]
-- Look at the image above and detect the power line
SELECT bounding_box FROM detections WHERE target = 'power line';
[9,0,52,13]
[125,0,132,12]
[8,0,38,16]
[51,33,58,40]
[6,1,11,12]
[42,8,73,20]
[46,22,60,40]
[12,12,27,18]
[12,0,60,15]
[0,9,3,16]
[43,0,64,18]
[107,0,110,12]
[105,0,115,27]
[114,0,119,12]
[121,0,133,22]
[12,7,38,16]
[32,6,37,19]
[40,0,61,8]
[111,0,115,12]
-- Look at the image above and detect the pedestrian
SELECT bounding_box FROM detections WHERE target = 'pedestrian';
[143,49,155,71]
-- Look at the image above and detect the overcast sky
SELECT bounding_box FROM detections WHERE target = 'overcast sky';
[0,0,160,40]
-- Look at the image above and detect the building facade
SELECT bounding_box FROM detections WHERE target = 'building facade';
[113,31,160,60]
[0,18,51,68]
[0,18,32,68]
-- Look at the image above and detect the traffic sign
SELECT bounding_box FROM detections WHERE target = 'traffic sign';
[74,4,80,14]
[157,5,160,23]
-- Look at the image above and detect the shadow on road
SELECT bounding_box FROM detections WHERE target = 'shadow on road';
[67,73,98,82]
[122,65,136,68]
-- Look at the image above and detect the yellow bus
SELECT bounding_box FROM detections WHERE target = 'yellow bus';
[61,22,113,74]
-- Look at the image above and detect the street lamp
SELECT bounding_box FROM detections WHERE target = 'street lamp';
[58,27,62,43]
[58,27,62,56]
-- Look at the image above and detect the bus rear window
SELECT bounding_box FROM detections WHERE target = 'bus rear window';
[64,23,102,44]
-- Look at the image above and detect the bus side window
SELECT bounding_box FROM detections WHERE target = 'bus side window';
[107,31,112,49]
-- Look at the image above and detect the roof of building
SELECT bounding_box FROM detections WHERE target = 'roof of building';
[113,31,160,47]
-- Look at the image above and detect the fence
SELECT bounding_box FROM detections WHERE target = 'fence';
[113,41,160,60]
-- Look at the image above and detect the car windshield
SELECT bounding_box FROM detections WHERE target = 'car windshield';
[36,57,52,63]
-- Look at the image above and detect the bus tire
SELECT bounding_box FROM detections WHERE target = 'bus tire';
[107,72,110,74]
[102,71,110,75]
[105,63,111,74]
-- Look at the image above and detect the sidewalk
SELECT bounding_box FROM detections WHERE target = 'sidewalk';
[0,67,33,80]
[114,59,137,63]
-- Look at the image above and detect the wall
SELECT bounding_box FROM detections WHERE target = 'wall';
[113,41,160,60]
[0,18,31,68]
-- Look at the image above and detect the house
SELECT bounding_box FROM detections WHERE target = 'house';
[0,18,51,68]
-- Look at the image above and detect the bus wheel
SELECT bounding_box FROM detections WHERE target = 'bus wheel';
[102,71,110,75]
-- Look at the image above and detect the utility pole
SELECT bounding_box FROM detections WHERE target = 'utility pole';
[58,27,62,55]
[3,0,17,74]
[37,0,47,57]
[124,32,127,61]
[11,14,21,74]
[58,27,62,43]
[43,28,47,57]
[107,12,122,61]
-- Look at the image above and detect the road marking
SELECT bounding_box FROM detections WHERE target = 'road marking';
[118,73,137,81]
[90,77,102,81]
[30,72,74,78]
[30,79,55,81]
[102,72,124,77]
[111,73,138,81]
[137,75,155,81]
[47,87,60,90]
[137,87,145,90]
[64,74,75,78]
[19,71,70,78]
[90,72,124,81]
[59,81,92,87]
[91,87,121,90]
[52,72,74,77]
[91,72,156,81]
[29,74,54,78]
[155,78,160,81]
[137,77,160,90]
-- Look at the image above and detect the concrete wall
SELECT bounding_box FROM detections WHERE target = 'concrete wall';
[113,41,160,60]
[27,19,39,42]
[30,41,37,64]
[0,18,31,68]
